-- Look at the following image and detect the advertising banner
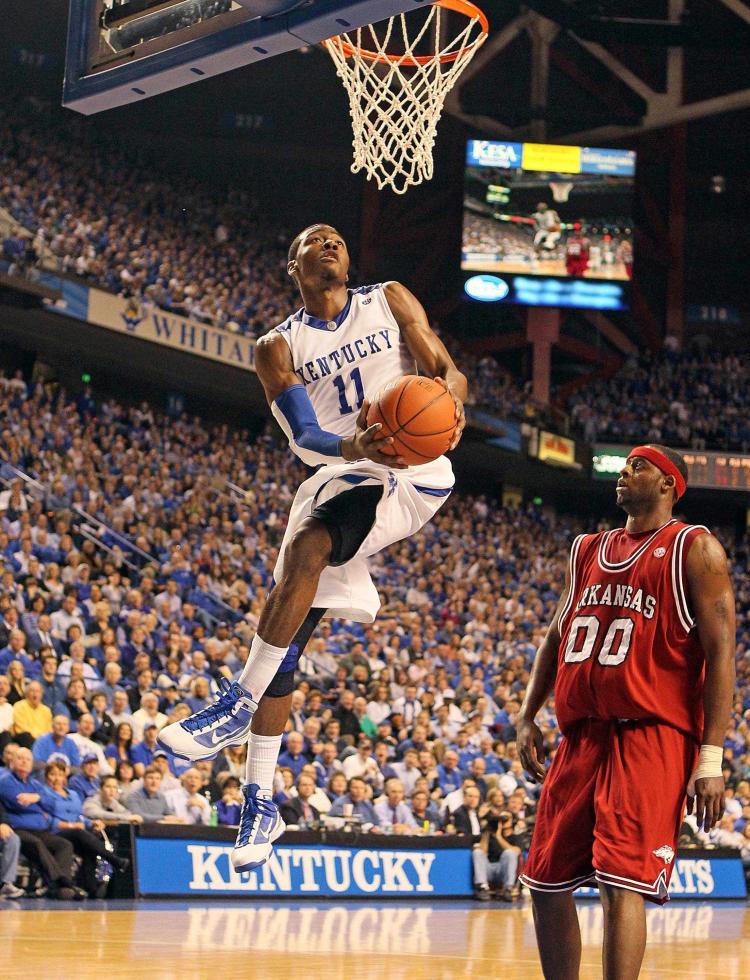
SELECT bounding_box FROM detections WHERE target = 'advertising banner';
[135,836,474,898]
[538,430,576,467]
[44,276,258,372]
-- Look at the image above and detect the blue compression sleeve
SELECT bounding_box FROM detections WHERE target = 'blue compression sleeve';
[272,384,344,466]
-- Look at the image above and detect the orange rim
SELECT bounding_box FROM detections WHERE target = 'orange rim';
[322,0,488,67]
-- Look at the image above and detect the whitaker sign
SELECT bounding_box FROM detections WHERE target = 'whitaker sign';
[45,277,257,372]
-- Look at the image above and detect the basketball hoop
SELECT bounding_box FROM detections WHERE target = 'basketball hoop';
[549,181,574,203]
[323,0,488,194]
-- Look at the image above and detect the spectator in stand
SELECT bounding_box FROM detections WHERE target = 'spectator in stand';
[0,675,14,753]
[0,630,37,677]
[61,678,89,729]
[50,593,85,642]
[374,778,417,833]
[130,692,167,743]
[436,750,464,797]
[39,655,66,715]
[446,784,483,839]
[279,772,320,826]
[26,615,60,658]
[328,777,380,826]
[108,690,132,728]
[326,772,348,804]
[149,751,182,793]
[83,774,143,824]
[473,812,522,902]
[0,747,82,900]
[410,788,440,829]
[69,753,102,800]
[131,721,161,777]
[277,731,307,779]
[342,737,382,788]
[332,689,361,742]
[0,797,24,898]
[40,760,129,895]
[68,713,110,773]
[164,768,211,825]
[12,680,52,748]
[32,714,82,770]
[88,692,115,745]
[6,660,27,706]
[115,760,136,798]
[125,767,182,823]
[215,775,243,826]
[105,722,134,767]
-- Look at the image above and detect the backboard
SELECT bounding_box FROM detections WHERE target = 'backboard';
[63,0,435,114]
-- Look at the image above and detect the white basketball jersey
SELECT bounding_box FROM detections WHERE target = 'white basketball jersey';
[272,284,416,437]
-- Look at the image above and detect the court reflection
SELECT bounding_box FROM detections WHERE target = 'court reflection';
[4,901,750,980]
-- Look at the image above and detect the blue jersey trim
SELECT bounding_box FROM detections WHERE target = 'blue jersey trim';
[295,285,382,332]
[414,485,452,497]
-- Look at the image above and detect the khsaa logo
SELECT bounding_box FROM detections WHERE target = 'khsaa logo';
[464,275,510,303]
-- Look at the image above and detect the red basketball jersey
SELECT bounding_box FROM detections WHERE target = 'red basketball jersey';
[554,519,708,740]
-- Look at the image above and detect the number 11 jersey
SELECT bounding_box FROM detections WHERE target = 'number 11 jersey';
[272,284,415,445]
[555,519,709,740]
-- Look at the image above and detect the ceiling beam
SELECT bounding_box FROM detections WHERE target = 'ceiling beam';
[717,0,750,27]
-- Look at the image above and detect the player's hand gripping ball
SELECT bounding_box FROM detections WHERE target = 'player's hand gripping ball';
[367,375,459,466]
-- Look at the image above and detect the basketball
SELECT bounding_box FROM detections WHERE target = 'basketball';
[367,375,457,465]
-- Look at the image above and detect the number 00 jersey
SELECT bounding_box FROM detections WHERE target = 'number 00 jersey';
[555,519,709,740]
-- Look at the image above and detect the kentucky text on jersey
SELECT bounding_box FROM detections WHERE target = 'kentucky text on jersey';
[576,583,657,620]
[292,330,394,385]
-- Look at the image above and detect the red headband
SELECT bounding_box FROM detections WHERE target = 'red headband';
[629,445,686,500]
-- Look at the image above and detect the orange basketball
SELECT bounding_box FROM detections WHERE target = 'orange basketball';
[367,375,457,466]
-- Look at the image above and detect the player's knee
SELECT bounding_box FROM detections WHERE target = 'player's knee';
[530,888,575,916]
[284,519,332,580]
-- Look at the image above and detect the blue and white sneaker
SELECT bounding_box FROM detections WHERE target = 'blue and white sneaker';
[157,677,257,761]
[232,783,285,872]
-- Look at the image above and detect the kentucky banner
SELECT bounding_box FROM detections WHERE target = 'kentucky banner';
[135,837,474,897]
[45,276,257,372]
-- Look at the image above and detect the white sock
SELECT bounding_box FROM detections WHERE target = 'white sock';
[245,732,283,796]
[238,634,288,699]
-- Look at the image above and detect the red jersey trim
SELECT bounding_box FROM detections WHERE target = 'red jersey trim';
[519,871,596,892]
[595,868,668,899]
[597,519,677,572]
[558,534,585,633]
[671,525,710,633]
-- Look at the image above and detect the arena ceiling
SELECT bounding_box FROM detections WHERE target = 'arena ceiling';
[447,1,750,142]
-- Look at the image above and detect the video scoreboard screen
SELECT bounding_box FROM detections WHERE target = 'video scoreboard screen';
[462,140,635,311]
[593,445,750,492]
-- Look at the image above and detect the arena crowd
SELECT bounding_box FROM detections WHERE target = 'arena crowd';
[0,372,747,901]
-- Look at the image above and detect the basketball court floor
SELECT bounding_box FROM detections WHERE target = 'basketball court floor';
[4,898,748,979]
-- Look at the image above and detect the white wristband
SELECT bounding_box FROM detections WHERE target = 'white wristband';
[686,744,723,797]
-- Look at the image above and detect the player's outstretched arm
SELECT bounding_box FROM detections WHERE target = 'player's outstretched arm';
[684,532,736,832]
[383,282,468,449]
[517,562,571,782]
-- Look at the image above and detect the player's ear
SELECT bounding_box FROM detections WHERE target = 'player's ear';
[287,260,297,279]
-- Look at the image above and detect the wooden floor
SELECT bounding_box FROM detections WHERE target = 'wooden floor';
[3,900,748,979]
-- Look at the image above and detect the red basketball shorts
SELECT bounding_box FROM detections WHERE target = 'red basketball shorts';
[566,258,588,277]
[520,718,697,905]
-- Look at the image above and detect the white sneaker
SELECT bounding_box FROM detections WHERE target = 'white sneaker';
[157,677,257,761]
[232,783,285,873]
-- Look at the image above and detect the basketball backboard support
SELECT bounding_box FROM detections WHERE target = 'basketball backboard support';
[63,0,435,114]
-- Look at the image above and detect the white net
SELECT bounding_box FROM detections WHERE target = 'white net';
[323,2,487,195]
[549,180,574,203]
